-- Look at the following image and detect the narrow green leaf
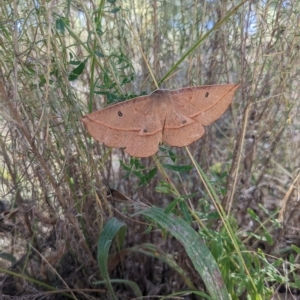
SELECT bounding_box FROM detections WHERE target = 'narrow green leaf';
[293,273,300,290]
[155,181,173,194]
[196,211,219,221]
[178,200,192,224]
[56,18,65,33]
[132,170,144,179]
[291,244,300,254]
[163,164,192,172]
[210,236,223,261]
[0,252,17,263]
[97,217,127,300]
[68,59,87,81]
[39,75,46,87]
[248,208,259,221]
[138,167,158,186]
[164,198,179,214]
[140,207,230,300]
[110,7,121,13]
[263,228,273,245]
[167,150,177,162]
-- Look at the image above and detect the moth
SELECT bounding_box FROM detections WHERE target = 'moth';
[81,84,239,157]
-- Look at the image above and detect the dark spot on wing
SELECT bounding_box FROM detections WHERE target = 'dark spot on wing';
[118,111,123,117]
[205,92,209,98]
[181,120,186,124]
[143,128,148,133]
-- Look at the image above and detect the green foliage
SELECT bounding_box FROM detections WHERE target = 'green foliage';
[96,217,129,299]
[120,158,158,186]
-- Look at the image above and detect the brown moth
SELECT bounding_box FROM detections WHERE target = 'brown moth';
[81,84,239,157]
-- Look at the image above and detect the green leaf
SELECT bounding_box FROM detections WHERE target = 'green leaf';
[132,170,144,179]
[248,208,259,222]
[138,167,158,186]
[120,158,156,184]
[291,244,300,254]
[155,181,173,194]
[97,217,127,300]
[68,59,87,81]
[133,157,144,169]
[263,228,273,245]
[163,164,192,172]
[210,236,223,261]
[167,150,177,162]
[55,17,68,34]
[164,198,179,214]
[39,75,46,87]
[0,252,17,263]
[110,7,121,13]
[119,159,131,172]
[158,146,177,161]
[293,272,300,290]
[249,233,267,242]
[196,211,220,221]
[140,207,231,300]
[178,200,192,224]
